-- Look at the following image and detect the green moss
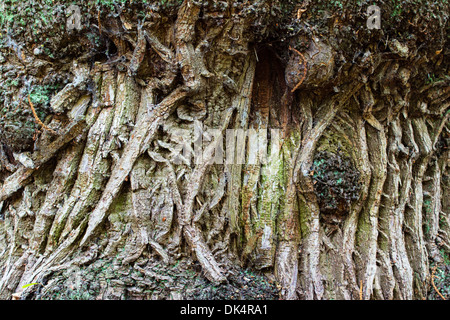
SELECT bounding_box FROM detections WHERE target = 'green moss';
[29,84,59,107]
[423,199,432,214]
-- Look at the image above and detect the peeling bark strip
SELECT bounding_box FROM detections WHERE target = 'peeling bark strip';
[47,105,115,251]
[341,114,371,299]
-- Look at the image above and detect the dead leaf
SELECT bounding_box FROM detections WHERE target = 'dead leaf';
[12,292,21,300]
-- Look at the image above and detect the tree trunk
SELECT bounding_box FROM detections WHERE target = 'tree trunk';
[0,0,448,300]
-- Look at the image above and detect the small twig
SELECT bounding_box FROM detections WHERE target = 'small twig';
[359,280,363,300]
[28,95,57,135]
[431,266,447,300]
